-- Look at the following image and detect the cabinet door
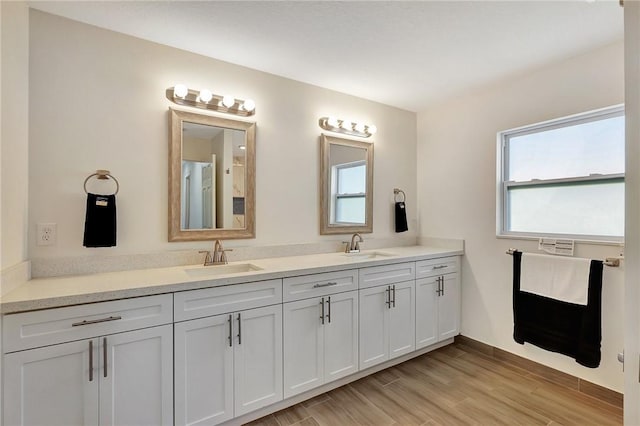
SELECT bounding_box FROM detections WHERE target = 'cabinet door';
[415,277,438,349]
[388,281,415,359]
[234,305,283,416]
[438,273,460,340]
[283,297,324,398]
[3,339,99,426]
[99,325,173,426]
[323,291,358,383]
[175,315,234,426]
[359,285,389,369]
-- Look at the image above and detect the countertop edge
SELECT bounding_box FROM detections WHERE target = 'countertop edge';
[1,247,463,314]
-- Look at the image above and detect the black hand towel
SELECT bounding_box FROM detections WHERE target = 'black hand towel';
[512,251,603,368]
[395,201,408,232]
[83,193,117,247]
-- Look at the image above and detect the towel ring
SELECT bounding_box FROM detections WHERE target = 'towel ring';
[393,188,406,203]
[84,169,119,195]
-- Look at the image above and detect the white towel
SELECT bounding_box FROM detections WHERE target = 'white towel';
[520,253,591,305]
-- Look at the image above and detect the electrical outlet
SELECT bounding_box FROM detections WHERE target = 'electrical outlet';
[37,223,57,246]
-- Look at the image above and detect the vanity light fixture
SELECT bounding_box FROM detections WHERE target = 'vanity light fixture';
[319,116,377,138]
[198,89,213,103]
[166,85,256,117]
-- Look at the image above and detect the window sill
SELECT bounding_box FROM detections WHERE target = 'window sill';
[496,233,624,247]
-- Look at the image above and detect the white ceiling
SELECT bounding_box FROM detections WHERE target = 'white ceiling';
[28,1,624,112]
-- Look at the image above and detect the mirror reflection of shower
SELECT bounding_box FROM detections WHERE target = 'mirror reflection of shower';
[182,160,216,229]
[181,122,246,230]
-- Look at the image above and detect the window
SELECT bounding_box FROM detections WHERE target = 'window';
[498,105,625,241]
[332,161,366,224]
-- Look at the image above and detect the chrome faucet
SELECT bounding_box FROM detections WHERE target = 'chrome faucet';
[344,233,363,253]
[199,240,232,266]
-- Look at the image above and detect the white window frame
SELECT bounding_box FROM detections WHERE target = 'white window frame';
[496,104,625,243]
[331,160,366,225]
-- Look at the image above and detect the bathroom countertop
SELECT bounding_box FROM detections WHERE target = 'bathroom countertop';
[0,246,463,314]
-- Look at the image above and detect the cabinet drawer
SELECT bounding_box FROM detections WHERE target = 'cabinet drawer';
[174,279,282,322]
[283,270,357,302]
[416,256,459,278]
[358,262,415,289]
[3,294,173,353]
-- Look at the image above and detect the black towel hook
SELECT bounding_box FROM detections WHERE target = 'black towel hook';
[84,169,119,195]
[393,188,406,203]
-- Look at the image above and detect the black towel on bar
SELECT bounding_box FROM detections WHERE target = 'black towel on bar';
[512,251,603,368]
[395,201,408,232]
[83,193,117,247]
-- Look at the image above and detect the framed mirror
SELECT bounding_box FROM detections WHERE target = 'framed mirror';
[169,108,255,241]
[320,134,373,235]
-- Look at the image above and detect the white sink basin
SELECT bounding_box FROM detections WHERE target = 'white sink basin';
[341,251,395,260]
[184,263,263,277]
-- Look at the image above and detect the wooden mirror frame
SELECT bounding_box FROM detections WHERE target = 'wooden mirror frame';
[320,134,374,235]
[168,108,256,241]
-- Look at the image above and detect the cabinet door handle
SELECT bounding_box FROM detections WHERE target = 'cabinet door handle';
[441,277,445,296]
[72,315,122,327]
[436,277,441,296]
[320,297,325,325]
[385,286,390,309]
[103,337,108,378]
[392,285,396,308]
[89,340,94,382]
[313,282,338,288]
[228,314,233,347]
[326,296,331,323]
[237,313,242,345]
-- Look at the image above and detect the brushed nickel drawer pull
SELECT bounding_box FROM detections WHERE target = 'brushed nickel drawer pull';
[72,316,122,327]
[103,337,108,378]
[392,285,396,308]
[386,286,391,309]
[432,265,447,270]
[89,340,94,382]
[313,282,338,288]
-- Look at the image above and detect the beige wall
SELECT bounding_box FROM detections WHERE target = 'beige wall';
[417,41,625,391]
[1,1,29,272]
[624,2,640,421]
[28,10,417,258]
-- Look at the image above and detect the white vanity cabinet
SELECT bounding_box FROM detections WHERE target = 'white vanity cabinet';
[282,270,359,398]
[415,256,461,348]
[358,262,416,370]
[2,294,174,426]
[173,279,283,426]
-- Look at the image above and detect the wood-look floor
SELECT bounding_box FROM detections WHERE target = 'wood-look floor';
[246,343,622,426]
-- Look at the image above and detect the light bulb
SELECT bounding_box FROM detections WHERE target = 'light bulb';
[354,122,366,133]
[222,95,235,108]
[367,124,377,135]
[326,116,339,128]
[198,89,213,103]
[341,119,352,130]
[174,84,188,98]
[242,99,256,112]
[239,145,246,150]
